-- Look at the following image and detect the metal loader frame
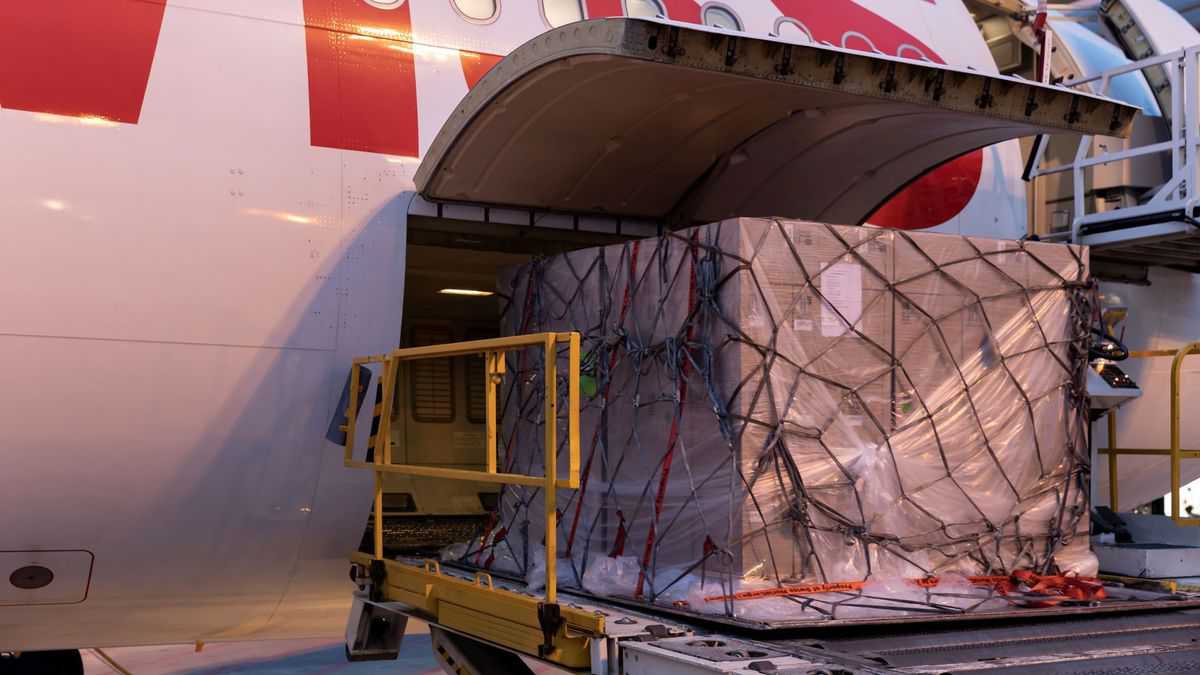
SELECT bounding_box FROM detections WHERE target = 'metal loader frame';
[339,332,602,669]
[1028,48,1197,242]
[1102,341,1200,523]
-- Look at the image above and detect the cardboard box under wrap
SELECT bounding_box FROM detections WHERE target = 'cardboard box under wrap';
[455,218,1093,622]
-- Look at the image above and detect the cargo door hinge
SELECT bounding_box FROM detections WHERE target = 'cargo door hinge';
[833,54,847,85]
[1065,96,1082,124]
[976,79,995,109]
[665,27,684,57]
[880,62,898,94]
[776,45,794,76]
[1108,105,1124,131]
[930,70,946,102]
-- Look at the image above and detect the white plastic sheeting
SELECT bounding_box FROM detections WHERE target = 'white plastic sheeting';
[451,218,1094,621]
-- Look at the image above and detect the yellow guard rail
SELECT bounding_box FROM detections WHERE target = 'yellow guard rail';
[1102,341,1200,524]
[341,331,581,602]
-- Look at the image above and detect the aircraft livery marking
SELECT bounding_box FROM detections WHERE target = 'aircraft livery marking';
[0,0,166,123]
[1,0,981,228]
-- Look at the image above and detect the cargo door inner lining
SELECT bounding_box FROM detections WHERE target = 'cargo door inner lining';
[415,17,1138,227]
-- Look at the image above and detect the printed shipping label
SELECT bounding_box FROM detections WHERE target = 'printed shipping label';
[820,262,863,337]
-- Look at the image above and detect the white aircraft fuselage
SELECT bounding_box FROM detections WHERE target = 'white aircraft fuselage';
[0,0,1033,650]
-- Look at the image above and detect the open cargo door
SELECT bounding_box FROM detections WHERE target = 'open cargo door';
[415,18,1138,227]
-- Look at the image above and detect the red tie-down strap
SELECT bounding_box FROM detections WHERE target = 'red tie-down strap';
[701,571,1107,605]
[480,526,507,570]
[995,570,1108,606]
[609,510,629,558]
[474,511,498,567]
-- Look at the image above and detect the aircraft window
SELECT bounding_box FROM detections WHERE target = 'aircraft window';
[625,0,665,18]
[772,17,813,44]
[702,4,741,31]
[452,0,499,23]
[542,0,584,27]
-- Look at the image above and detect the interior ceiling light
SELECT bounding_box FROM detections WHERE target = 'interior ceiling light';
[439,288,494,297]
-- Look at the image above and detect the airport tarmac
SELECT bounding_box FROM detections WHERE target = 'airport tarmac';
[81,622,435,674]
[79,619,554,674]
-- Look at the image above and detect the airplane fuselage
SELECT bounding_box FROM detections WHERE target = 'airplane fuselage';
[0,0,1026,650]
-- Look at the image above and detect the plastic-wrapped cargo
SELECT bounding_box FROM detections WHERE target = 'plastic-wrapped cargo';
[453,217,1094,622]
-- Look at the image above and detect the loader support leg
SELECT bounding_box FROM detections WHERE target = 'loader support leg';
[344,593,404,662]
[430,625,535,675]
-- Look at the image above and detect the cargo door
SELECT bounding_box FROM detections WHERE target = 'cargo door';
[414,17,1136,228]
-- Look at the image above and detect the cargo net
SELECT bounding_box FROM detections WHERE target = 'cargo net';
[446,218,1096,622]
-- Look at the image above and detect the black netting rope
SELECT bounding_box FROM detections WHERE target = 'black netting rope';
[459,219,1093,620]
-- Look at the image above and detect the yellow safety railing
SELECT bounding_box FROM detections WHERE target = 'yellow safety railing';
[1101,341,1200,524]
[340,332,581,603]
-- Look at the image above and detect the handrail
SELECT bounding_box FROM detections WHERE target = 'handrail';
[1169,343,1200,522]
[1065,47,1185,87]
[1101,341,1200,525]
[1026,45,1200,243]
[339,332,582,603]
[1031,139,1182,177]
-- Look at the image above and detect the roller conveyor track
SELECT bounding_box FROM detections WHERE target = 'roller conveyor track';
[768,607,1200,673]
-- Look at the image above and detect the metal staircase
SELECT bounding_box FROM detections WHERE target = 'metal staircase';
[1029,46,1200,273]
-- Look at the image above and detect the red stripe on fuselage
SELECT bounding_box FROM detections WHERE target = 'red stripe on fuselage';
[660,0,701,23]
[461,51,503,90]
[771,0,942,63]
[303,0,420,157]
[584,0,624,18]
[0,0,166,123]
[585,0,700,22]
[867,152,985,230]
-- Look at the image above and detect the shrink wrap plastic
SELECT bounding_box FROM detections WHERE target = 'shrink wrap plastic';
[449,218,1093,621]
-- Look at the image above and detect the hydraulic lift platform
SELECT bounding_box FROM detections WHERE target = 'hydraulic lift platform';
[344,550,1200,674]
[337,330,1200,675]
[326,17,1200,674]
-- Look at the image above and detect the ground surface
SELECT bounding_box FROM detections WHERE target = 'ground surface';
[80,619,558,674]
[81,623,442,674]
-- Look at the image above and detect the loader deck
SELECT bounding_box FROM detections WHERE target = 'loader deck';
[352,553,1200,673]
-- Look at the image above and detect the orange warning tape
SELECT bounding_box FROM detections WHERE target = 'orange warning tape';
[702,572,1105,604]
